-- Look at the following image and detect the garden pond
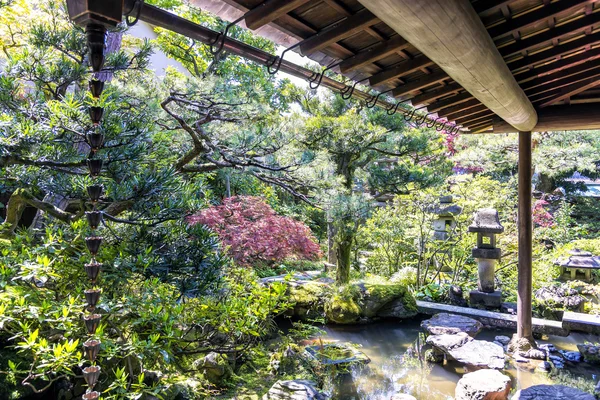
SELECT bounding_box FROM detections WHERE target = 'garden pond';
[314,318,600,399]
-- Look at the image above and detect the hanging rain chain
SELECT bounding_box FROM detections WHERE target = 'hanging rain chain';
[81,21,108,400]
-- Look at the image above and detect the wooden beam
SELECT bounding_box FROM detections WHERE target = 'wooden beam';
[409,82,463,105]
[524,64,600,97]
[508,31,600,72]
[445,104,488,121]
[491,103,600,132]
[455,110,495,125]
[436,98,482,117]
[299,8,379,55]
[517,130,533,343]
[426,92,479,113]
[520,58,600,90]
[467,120,493,132]
[473,0,517,15]
[515,46,600,83]
[245,0,312,30]
[499,10,600,58]
[359,0,537,131]
[391,70,449,97]
[368,55,434,86]
[539,75,600,107]
[488,0,597,40]
[339,35,409,73]
[321,0,386,41]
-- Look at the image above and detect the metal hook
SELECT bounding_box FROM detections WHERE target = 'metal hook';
[386,99,411,116]
[209,15,244,56]
[435,118,447,131]
[365,88,393,109]
[436,121,449,132]
[403,105,427,122]
[125,0,144,27]
[416,112,434,126]
[266,41,302,75]
[308,60,341,90]
[340,76,370,100]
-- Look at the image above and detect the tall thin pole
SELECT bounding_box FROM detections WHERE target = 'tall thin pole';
[517,131,533,341]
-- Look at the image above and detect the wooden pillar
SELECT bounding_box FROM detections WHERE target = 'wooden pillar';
[517,131,533,341]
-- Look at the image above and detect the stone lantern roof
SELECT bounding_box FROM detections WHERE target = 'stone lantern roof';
[431,195,462,218]
[556,249,600,269]
[468,209,504,234]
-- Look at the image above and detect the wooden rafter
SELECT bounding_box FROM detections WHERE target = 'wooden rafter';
[508,31,600,72]
[499,10,600,57]
[409,82,463,105]
[245,0,312,30]
[522,60,600,93]
[539,75,600,106]
[392,70,449,97]
[487,0,597,39]
[299,8,379,55]
[436,99,482,117]
[445,104,488,121]
[339,35,409,73]
[473,0,517,15]
[369,55,435,86]
[426,92,474,113]
[456,110,495,125]
[516,47,600,81]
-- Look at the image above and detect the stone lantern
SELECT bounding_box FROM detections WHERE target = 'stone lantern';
[432,195,462,241]
[556,249,600,281]
[468,209,504,309]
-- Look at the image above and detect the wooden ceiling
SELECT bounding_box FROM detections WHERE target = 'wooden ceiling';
[205,0,600,133]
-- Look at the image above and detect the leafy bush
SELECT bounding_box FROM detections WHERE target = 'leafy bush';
[188,196,322,266]
[0,224,291,398]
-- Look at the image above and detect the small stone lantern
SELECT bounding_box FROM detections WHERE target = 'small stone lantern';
[468,209,504,309]
[556,249,600,281]
[432,195,462,241]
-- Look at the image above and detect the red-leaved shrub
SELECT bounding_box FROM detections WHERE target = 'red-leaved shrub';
[533,199,554,228]
[188,196,322,266]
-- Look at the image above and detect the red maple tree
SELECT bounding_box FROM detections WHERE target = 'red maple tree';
[188,196,322,266]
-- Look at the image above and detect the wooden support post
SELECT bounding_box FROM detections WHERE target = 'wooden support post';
[517,131,533,342]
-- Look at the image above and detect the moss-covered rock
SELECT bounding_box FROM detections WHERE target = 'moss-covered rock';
[288,281,330,320]
[325,285,362,324]
[363,283,417,318]
[323,282,417,324]
[196,352,232,386]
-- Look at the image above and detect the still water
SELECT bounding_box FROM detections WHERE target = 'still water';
[318,318,600,399]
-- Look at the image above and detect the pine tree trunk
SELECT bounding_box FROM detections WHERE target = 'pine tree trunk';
[335,235,352,284]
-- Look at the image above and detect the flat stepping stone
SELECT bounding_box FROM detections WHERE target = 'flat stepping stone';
[426,333,505,370]
[455,369,511,400]
[513,384,595,399]
[421,313,483,337]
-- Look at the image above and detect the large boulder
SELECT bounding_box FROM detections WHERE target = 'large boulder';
[512,384,595,399]
[421,313,483,337]
[577,343,600,364]
[197,352,232,386]
[455,369,511,400]
[262,380,326,400]
[426,333,505,370]
[535,285,585,319]
[362,283,417,319]
[324,283,417,324]
[288,281,330,320]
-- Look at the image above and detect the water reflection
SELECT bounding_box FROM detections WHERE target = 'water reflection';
[320,319,600,399]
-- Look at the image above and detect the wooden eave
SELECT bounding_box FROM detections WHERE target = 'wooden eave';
[193,0,600,133]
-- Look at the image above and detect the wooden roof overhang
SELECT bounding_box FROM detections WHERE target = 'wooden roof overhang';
[194,0,600,133]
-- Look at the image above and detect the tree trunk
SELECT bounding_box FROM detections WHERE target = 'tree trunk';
[335,234,352,284]
[327,216,337,265]
[536,173,556,193]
